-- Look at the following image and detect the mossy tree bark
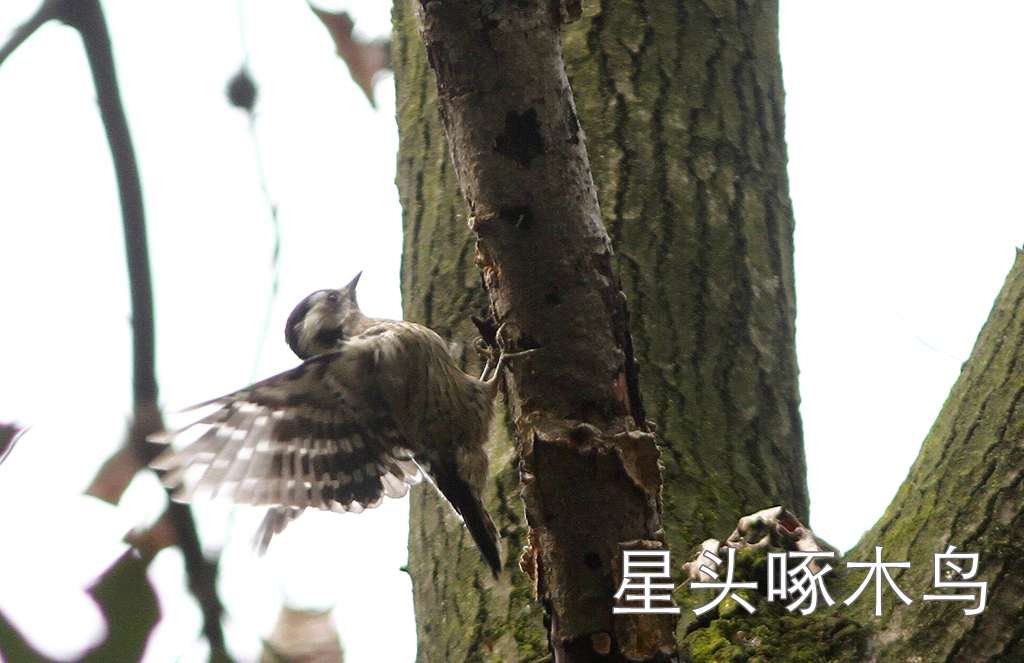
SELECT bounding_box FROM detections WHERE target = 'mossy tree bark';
[836,250,1024,662]
[394,0,806,660]
[559,0,806,552]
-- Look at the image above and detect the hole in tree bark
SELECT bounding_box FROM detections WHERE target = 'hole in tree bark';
[494,108,545,167]
[498,205,533,230]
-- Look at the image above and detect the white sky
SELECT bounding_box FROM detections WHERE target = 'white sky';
[0,1,1021,662]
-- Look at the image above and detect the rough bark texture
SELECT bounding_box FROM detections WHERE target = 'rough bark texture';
[409,1,676,661]
[394,0,805,660]
[560,0,807,558]
[838,249,1024,663]
[394,3,550,659]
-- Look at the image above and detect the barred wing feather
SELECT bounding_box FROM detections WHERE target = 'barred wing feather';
[151,339,423,519]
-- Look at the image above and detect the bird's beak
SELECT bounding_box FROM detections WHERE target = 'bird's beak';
[345,271,363,291]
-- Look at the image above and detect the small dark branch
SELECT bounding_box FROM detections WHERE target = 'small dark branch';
[0,0,60,67]
[0,424,23,467]
[167,502,231,661]
[11,2,233,659]
[53,0,158,408]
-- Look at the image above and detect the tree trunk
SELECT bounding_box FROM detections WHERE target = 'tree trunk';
[838,249,1024,662]
[394,4,548,660]
[559,0,806,553]
[394,0,805,659]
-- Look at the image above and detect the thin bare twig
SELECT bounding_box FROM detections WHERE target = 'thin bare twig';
[2,2,233,659]
[232,0,281,385]
[57,1,231,657]
[56,0,158,408]
[0,0,59,67]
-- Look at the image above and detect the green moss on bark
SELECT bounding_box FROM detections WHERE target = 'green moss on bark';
[678,548,869,663]
[839,250,1024,661]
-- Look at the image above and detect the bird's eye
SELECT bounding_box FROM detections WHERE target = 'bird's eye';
[326,292,339,303]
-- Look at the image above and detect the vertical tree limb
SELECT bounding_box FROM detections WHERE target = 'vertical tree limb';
[411,2,677,660]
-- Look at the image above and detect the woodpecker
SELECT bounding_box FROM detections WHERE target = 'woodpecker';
[151,273,504,576]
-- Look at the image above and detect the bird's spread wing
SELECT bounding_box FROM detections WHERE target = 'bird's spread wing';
[151,339,423,514]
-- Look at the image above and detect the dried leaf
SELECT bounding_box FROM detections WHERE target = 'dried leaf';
[260,606,344,663]
[84,446,141,505]
[85,401,164,505]
[125,509,179,562]
[309,5,390,107]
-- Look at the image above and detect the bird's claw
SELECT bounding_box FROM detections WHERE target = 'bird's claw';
[479,322,540,383]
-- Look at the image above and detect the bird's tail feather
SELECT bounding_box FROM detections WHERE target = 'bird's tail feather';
[433,469,502,577]
[253,506,304,554]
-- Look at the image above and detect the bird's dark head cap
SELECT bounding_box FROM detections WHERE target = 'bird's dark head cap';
[285,272,365,359]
